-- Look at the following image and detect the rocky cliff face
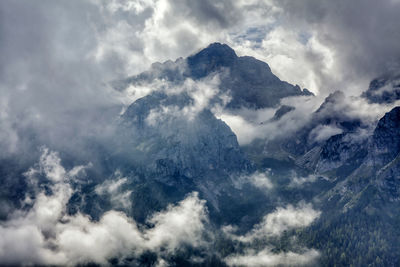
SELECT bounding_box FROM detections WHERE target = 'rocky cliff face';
[313,106,400,213]
[101,90,271,226]
[294,101,400,181]
[371,106,400,164]
[119,91,252,180]
[369,107,400,201]
[265,91,366,167]
[188,43,313,108]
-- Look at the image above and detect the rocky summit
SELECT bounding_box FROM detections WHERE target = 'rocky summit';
[118,42,313,109]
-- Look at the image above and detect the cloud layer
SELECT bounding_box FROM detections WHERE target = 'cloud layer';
[0,149,320,266]
[223,202,321,266]
[0,149,209,265]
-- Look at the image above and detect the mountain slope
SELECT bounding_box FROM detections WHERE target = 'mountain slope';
[93,90,273,228]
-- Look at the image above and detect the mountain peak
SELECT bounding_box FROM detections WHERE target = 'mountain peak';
[201,42,237,57]
[118,42,313,109]
[187,43,237,78]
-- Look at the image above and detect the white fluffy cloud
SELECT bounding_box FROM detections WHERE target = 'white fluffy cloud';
[309,124,343,143]
[95,172,133,210]
[251,203,320,238]
[232,171,274,191]
[217,95,322,145]
[222,202,321,266]
[144,74,225,124]
[0,149,209,266]
[223,202,320,242]
[289,174,320,187]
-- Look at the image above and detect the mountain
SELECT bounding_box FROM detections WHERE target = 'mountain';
[298,106,400,266]
[114,45,400,265]
[116,43,313,109]
[237,81,400,266]
[118,91,252,178]
[246,90,367,173]
[2,43,400,266]
[81,90,273,227]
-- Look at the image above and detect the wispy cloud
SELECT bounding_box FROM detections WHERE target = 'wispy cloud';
[225,248,319,267]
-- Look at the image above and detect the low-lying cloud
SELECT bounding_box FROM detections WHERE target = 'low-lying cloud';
[225,248,320,267]
[0,149,322,266]
[222,202,321,266]
[217,95,321,145]
[224,202,321,242]
[232,171,274,191]
[95,172,132,210]
[0,149,209,266]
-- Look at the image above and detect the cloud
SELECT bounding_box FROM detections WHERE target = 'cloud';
[217,95,322,145]
[95,171,132,210]
[225,248,319,267]
[145,191,209,252]
[0,148,321,266]
[232,171,273,191]
[254,203,320,237]
[0,149,209,265]
[309,124,343,143]
[271,0,400,96]
[223,203,320,242]
[231,25,335,95]
[1,0,399,159]
[0,0,128,158]
[143,74,225,124]
[222,202,321,266]
[224,0,400,98]
[247,172,273,190]
[288,174,320,187]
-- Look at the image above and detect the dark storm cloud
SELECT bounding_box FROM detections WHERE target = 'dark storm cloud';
[274,0,400,91]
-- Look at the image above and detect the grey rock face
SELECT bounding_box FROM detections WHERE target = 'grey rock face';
[285,91,364,157]
[111,90,269,226]
[119,91,253,181]
[315,133,367,174]
[317,106,400,212]
[371,106,400,165]
[187,43,237,79]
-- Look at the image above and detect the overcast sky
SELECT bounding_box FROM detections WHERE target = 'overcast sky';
[2,0,400,96]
